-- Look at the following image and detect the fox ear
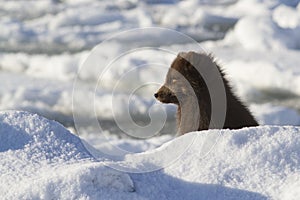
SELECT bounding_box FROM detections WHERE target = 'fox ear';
[178,51,199,72]
[184,51,216,71]
[179,51,197,61]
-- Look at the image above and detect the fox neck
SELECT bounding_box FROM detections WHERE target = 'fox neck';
[176,88,211,135]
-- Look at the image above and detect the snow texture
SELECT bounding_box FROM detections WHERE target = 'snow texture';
[0,111,134,199]
[1,111,300,199]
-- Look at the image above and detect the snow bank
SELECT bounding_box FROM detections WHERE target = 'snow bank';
[0,111,134,199]
[159,126,300,200]
[1,111,299,199]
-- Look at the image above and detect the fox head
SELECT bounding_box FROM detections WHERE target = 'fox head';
[155,51,216,105]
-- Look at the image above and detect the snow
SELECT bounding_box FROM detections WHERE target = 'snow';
[251,103,300,126]
[1,0,300,199]
[273,4,300,29]
[0,111,134,199]
[1,111,300,199]
[164,126,300,200]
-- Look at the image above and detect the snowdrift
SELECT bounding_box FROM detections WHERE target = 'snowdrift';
[0,111,134,199]
[1,111,300,199]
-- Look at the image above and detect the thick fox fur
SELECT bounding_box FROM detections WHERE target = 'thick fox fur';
[154,51,258,135]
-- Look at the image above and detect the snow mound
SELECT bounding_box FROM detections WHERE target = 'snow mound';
[90,125,300,199]
[0,111,134,199]
[0,110,91,160]
[1,111,300,199]
[160,126,300,200]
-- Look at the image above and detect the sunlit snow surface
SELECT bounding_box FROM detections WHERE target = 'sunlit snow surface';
[1,111,300,199]
[1,0,300,199]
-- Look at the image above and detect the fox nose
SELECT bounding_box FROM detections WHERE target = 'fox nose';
[154,93,158,98]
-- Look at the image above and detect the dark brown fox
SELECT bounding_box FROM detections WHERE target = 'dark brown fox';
[154,51,258,135]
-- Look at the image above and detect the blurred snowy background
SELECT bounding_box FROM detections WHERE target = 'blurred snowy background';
[1,0,300,139]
